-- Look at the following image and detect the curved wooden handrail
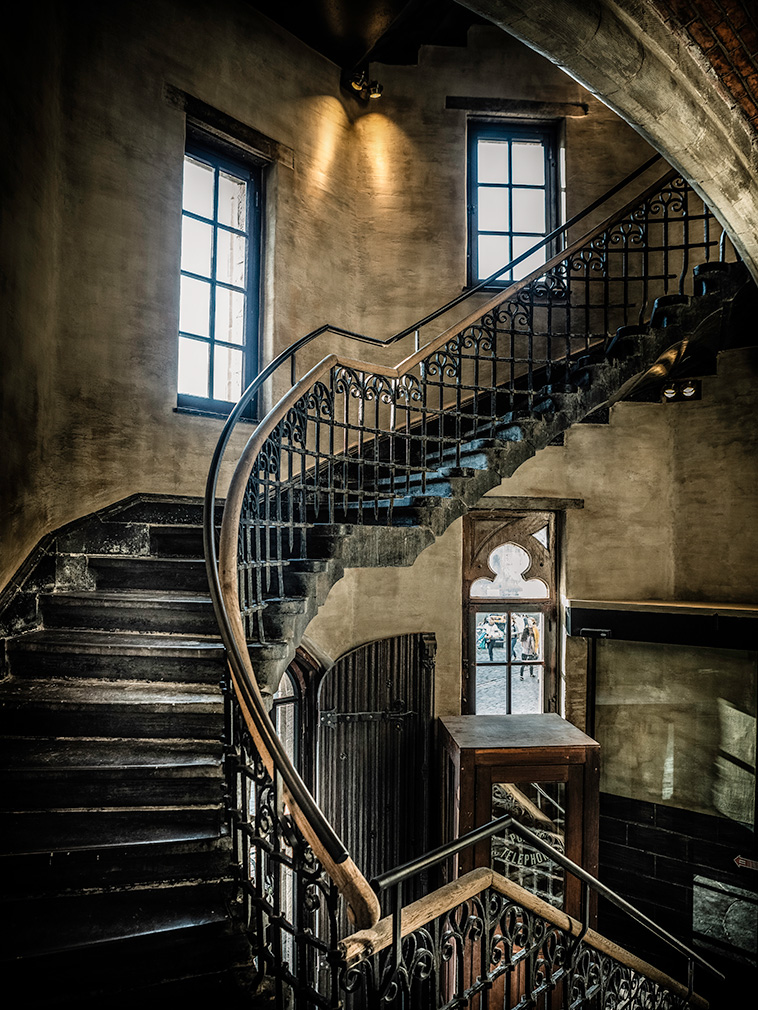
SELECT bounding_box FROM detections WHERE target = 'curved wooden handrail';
[339,867,709,1008]
[213,164,682,929]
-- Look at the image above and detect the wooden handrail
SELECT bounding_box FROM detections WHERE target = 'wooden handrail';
[339,867,709,1009]
[215,165,681,929]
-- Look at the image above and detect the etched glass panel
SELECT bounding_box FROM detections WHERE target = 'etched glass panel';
[512,187,546,234]
[512,234,547,279]
[491,780,566,908]
[214,287,246,346]
[213,344,243,402]
[215,228,246,287]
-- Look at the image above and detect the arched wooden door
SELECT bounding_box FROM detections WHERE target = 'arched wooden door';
[317,633,436,899]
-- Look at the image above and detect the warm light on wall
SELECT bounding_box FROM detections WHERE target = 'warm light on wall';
[300,96,350,193]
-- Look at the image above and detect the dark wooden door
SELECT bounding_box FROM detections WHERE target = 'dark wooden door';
[317,633,436,900]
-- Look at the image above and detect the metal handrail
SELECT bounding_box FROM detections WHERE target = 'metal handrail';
[371,813,723,980]
[203,153,734,937]
[202,153,667,872]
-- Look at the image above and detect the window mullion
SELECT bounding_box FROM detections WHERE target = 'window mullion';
[208,166,220,401]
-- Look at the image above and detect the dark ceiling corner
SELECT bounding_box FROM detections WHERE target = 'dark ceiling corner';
[246,0,486,74]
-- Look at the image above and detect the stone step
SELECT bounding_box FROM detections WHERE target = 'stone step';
[0,805,224,857]
[7,629,226,682]
[149,524,206,557]
[1,831,232,897]
[107,496,222,527]
[86,555,209,593]
[39,589,220,635]
[0,737,223,808]
[0,882,247,1003]
[0,678,223,739]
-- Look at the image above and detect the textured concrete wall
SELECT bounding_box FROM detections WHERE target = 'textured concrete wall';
[1,3,651,590]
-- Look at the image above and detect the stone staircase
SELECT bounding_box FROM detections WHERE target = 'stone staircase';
[0,259,754,1004]
[0,497,258,1005]
[241,259,757,697]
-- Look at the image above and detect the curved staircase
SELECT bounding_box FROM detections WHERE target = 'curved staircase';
[1,160,753,1005]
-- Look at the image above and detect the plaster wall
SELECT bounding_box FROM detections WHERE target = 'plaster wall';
[1,1,652,590]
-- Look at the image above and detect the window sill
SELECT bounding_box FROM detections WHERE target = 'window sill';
[173,405,258,423]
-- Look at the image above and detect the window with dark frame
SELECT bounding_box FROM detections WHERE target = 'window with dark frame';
[178,134,262,415]
[467,121,559,287]
[463,511,558,715]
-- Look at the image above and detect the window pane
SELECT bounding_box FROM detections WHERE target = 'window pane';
[215,228,247,287]
[511,666,543,714]
[512,187,546,234]
[181,216,213,277]
[476,612,508,662]
[177,336,209,396]
[179,276,211,337]
[183,156,214,218]
[213,344,243,402]
[512,141,545,185]
[478,234,511,281]
[477,187,509,232]
[475,664,509,714]
[471,543,548,598]
[215,287,246,345]
[218,171,247,230]
[477,140,509,184]
[511,613,544,662]
[512,235,547,280]
[533,525,549,548]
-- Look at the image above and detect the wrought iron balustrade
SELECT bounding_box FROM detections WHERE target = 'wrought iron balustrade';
[220,166,734,647]
[204,156,736,1008]
[223,704,718,1009]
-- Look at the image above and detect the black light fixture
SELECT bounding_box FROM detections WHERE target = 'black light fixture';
[344,67,383,102]
[661,379,701,402]
[350,70,367,92]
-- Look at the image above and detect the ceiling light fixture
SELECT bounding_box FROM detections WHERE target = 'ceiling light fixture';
[661,379,702,402]
[344,68,383,102]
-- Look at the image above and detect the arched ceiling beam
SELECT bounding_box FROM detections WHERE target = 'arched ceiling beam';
[458,0,758,281]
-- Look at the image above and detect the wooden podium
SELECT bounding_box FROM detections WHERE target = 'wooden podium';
[438,714,600,924]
